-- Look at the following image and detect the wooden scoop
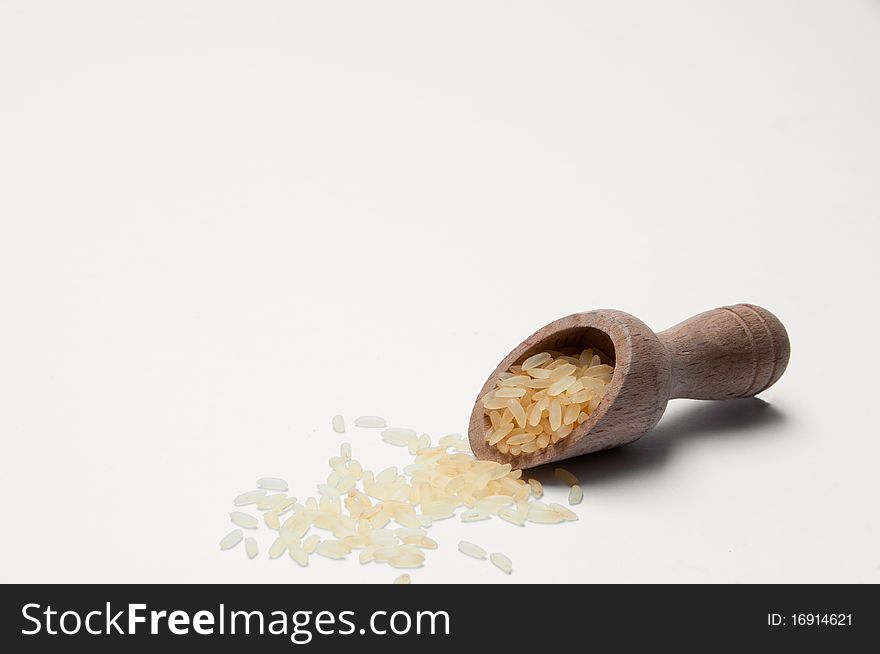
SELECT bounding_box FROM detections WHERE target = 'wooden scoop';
[468,304,790,468]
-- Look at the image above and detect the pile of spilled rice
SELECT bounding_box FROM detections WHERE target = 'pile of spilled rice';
[219,348,607,583]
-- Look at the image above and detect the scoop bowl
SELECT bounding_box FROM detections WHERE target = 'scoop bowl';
[468,304,790,468]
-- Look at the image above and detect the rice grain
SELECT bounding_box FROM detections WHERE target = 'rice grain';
[458,541,487,559]
[460,509,490,522]
[549,503,578,521]
[316,539,352,560]
[522,352,551,370]
[222,415,584,579]
[482,349,613,456]
[381,427,417,446]
[267,538,286,559]
[289,544,309,566]
[256,493,290,511]
[389,554,424,568]
[302,534,320,554]
[490,552,512,574]
[355,416,387,428]
[233,490,267,506]
[554,468,579,487]
[219,529,243,550]
[230,511,258,529]
[264,512,280,530]
[257,477,289,492]
[527,478,543,498]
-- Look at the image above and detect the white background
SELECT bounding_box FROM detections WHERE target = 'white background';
[1,1,878,583]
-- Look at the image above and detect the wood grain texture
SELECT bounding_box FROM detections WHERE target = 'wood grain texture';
[658,304,790,400]
[468,304,790,468]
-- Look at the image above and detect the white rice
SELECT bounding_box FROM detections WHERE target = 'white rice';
[257,477,288,492]
[264,512,280,530]
[526,506,566,524]
[483,349,613,456]
[421,500,455,520]
[438,433,462,447]
[381,427,416,446]
[230,511,258,529]
[522,352,551,370]
[554,468,579,487]
[458,541,487,559]
[490,552,512,574]
[268,537,287,559]
[549,503,578,521]
[280,515,310,542]
[273,497,297,516]
[569,484,584,505]
[256,493,289,510]
[219,529,243,550]
[393,574,411,584]
[316,539,351,560]
[498,506,526,526]
[527,478,543,498]
[394,527,425,539]
[220,417,585,578]
[460,509,490,522]
[354,416,387,428]
[233,489,267,506]
[289,544,309,566]
[302,534,320,554]
[332,414,346,433]
[389,554,424,568]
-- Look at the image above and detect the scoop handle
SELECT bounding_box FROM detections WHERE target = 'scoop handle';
[657,304,790,400]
